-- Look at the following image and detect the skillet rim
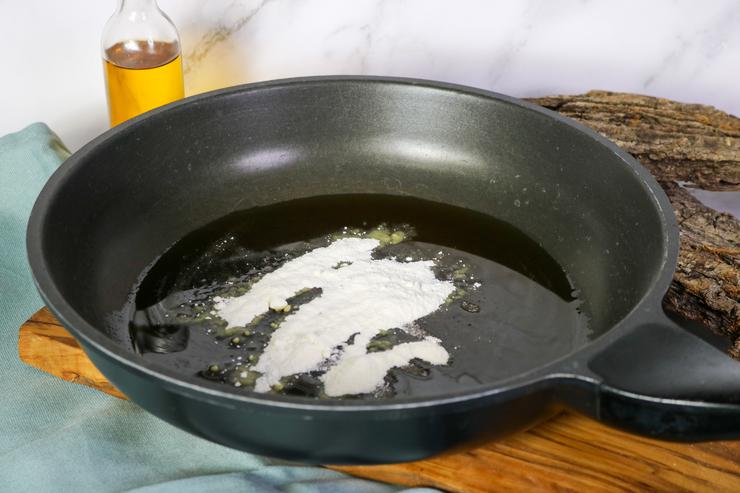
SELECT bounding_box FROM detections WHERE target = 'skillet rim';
[26,75,679,411]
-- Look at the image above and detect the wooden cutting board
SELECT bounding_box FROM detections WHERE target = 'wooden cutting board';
[18,92,740,492]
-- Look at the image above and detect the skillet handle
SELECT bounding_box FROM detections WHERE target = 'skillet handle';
[571,314,740,441]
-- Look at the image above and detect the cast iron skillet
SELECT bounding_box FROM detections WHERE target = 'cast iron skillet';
[27,77,740,464]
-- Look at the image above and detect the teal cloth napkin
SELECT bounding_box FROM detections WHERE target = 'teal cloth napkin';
[0,123,437,493]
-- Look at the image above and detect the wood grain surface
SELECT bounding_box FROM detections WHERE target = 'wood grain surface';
[17,92,740,492]
[18,307,126,399]
[18,307,740,492]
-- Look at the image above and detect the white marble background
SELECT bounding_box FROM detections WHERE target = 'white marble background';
[1,0,739,152]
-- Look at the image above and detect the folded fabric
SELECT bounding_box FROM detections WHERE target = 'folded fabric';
[0,123,438,493]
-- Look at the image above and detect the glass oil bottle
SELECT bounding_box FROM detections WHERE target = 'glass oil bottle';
[102,0,184,126]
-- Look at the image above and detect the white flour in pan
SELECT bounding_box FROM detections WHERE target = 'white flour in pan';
[212,237,455,396]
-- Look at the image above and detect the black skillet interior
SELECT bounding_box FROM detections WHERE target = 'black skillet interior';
[28,77,740,462]
[37,78,667,349]
[125,192,592,399]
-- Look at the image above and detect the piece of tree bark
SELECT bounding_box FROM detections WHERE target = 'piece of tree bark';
[528,92,740,356]
[531,91,740,190]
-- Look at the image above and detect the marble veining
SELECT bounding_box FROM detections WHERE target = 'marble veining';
[1,0,738,151]
[182,0,272,76]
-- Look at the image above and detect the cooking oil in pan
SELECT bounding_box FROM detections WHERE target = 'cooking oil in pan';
[120,195,590,399]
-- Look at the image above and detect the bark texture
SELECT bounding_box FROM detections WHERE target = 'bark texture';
[528,91,739,356]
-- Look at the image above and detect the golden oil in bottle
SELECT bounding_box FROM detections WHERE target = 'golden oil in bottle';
[104,40,184,127]
[102,0,184,126]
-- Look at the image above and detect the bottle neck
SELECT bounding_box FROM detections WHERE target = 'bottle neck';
[102,0,181,63]
[117,0,160,14]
